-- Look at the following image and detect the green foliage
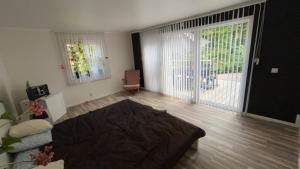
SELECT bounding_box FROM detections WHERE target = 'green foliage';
[0,136,21,154]
[0,112,16,121]
[200,23,248,73]
[0,112,21,154]
[67,43,91,77]
[171,22,249,75]
[68,45,80,72]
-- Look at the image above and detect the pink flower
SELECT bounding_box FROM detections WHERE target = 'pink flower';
[27,99,45,116]
[30,145,54,166]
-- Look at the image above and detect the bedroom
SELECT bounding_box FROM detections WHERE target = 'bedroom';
[0,0,299,168]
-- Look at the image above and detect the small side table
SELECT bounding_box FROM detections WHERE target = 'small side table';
[20,92,67,123]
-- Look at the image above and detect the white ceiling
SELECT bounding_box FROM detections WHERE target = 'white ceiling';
[0,0,252,32]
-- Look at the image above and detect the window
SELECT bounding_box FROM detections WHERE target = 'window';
[66,43,90,79]
[56,33,110,84]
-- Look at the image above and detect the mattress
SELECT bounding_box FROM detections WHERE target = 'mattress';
[51,99,205,169]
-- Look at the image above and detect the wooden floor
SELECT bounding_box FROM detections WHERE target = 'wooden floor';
[58,91,299,169]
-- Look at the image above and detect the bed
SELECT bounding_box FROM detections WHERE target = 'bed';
[51,99,206,169]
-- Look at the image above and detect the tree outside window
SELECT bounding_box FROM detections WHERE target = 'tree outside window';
[66,43,90,79]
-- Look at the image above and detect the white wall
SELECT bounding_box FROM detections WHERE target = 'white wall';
[0,56,16,115]
[0,28,134,111]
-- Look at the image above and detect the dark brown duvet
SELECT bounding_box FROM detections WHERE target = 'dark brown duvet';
[52,99,205,169]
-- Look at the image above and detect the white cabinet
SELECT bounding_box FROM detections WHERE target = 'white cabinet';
[20,92,66,123]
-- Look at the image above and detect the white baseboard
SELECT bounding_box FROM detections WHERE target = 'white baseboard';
[245,113,298,128]
[66,90,124,108]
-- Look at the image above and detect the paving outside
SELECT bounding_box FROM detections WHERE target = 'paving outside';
[200,73,242,110]
[175,73,242,111]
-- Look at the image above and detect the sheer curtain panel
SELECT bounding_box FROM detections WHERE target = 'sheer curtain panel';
[140,30,161,92]
[56,32,110,85]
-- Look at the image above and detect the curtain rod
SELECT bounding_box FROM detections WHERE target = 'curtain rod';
[132,0,267,33]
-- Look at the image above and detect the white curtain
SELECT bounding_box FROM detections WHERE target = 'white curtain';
[141,15,253,112]
[141,27,196,102]
[56,32,110,85]
[140,30,161,92]
[161,27,196,101]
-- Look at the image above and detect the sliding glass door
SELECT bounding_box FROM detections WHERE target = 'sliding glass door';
[194,18,253,112]
[141,17,253,112]
[161,29,196,101]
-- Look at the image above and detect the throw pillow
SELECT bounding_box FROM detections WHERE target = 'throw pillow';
[9,120,52,138]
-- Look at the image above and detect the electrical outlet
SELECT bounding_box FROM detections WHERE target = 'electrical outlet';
[271,68,279,74]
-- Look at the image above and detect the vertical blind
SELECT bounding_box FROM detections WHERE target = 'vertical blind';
[194,19,251,111]
[161,27,196,101]
[140,30,161,92]
[56,32,110,85]
[140,2,266,112]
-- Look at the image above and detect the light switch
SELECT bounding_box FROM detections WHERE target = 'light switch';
[271,68,279,74]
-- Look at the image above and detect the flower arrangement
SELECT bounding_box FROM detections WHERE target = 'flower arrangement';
[28,99,45,117]
[0,145,55,168]
[31,145,54,166]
